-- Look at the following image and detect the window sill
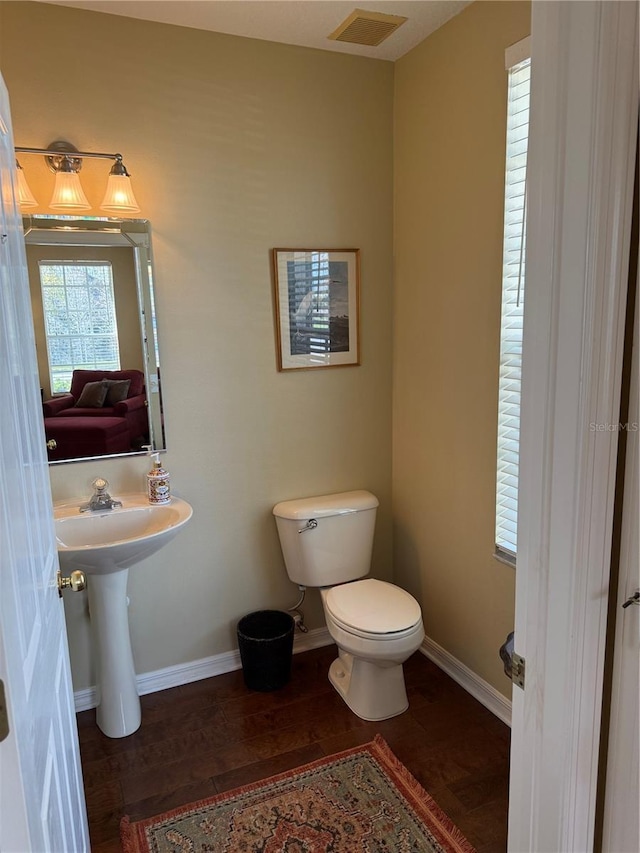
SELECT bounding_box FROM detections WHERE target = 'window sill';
[494,548,516,569]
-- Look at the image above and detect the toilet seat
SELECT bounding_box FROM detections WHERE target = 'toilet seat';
[323,578,421,638]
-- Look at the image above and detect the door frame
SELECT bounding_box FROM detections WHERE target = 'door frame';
[508,3,638,851]
[601,230,639,852]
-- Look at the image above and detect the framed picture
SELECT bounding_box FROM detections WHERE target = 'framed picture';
[272,248,361,371]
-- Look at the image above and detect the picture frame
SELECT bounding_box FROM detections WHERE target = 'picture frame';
[272,248,361,371]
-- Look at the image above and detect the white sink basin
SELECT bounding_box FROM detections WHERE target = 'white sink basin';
[54,493,192,739]
[55,494,192,574]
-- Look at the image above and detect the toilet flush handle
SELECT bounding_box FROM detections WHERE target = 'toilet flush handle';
[298,519,318,534]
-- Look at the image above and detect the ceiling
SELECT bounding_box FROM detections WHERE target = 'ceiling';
[38,0,472,61]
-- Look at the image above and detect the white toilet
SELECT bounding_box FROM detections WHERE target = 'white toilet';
[273,490,424,721]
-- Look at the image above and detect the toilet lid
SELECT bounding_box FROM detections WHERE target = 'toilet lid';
[324,578,421,635]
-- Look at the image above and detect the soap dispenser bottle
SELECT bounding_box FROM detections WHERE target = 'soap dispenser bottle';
[147,453,171,505]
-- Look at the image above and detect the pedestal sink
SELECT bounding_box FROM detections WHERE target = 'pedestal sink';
[55,494,192,738]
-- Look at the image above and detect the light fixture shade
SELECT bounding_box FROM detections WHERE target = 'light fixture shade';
[16,161,37,208]
[100,174,140,214]
[50,171,91,210]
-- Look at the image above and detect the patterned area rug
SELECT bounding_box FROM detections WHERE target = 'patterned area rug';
[120,734,475,852]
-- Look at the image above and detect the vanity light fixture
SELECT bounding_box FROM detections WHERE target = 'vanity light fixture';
[100,158,141,213]
[14,140,140,215]
[15,160,37,208]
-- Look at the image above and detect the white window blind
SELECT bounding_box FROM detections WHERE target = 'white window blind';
[39,260,120,393]
[495,54,531,564]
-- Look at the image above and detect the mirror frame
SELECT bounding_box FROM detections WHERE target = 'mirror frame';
[23,215,166,464]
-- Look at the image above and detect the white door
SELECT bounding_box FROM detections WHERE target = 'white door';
[602,266,639,853]
[508,3,638,852]
[0,75,89,852]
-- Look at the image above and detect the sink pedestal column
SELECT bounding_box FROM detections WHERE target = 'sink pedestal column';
[87,569,141,738]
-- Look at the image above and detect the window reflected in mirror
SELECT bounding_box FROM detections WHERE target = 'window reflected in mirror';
[38,259,121,392]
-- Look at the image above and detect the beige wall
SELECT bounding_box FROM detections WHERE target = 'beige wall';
[1,2,394,690]
[2,0,530,701]
[393,1,530,697]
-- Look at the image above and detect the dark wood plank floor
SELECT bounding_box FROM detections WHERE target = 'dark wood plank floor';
[77,644,510,852]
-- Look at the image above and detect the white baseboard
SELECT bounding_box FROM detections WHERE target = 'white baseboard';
[73,626,333,712]
[74,628,512,727]
[420,635,512,726]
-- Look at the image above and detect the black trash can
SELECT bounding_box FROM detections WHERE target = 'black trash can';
[237,610,295,691]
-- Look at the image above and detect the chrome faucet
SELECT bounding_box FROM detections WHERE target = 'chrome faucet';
[79,478,123,513]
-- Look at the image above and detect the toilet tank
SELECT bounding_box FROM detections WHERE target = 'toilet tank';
[272,490,379,587]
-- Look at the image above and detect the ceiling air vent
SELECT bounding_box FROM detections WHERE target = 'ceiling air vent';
[328,9,408,47]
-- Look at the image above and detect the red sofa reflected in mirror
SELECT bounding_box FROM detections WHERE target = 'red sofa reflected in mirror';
[43,369,148,461]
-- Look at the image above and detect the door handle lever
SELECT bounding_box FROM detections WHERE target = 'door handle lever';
[622,591,640,609]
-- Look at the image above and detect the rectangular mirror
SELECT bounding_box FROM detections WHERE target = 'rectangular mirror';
[23,215,166,464]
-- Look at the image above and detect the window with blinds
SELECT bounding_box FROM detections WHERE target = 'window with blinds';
[495,51,531,565]
[39,260,121,393]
